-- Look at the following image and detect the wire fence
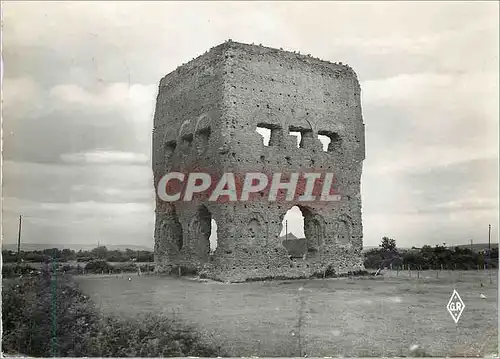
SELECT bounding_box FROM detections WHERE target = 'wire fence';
[380,267,498,284]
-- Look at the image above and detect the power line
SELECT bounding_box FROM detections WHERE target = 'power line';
[17,215,22,264]
[488,224,492,284]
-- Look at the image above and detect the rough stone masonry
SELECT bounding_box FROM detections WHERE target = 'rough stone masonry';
[152,40,366,282]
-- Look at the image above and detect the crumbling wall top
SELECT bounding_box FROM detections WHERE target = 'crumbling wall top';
[159,40,359,89]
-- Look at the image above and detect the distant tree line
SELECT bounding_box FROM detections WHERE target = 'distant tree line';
[364,236,499,270]
[2,246,154,264]
[4,239,498,271]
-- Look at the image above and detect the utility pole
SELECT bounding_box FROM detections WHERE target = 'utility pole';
[488,224,492,284]
[285,220,288,241]
[470,239,473,252]
[488,224,491,252]
[17,215,22,265]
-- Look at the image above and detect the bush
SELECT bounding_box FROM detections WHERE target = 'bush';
[2,264,38,278]
[2,275,224,357]
[86,314,222,357]
[60,264,73,272]
[84,260,114,274]
[139,264,156,273]
[2,275,101,356]
[114,263,138,273]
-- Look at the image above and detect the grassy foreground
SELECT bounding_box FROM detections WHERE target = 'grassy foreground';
[2,274,223,357]
[76,270,498,357]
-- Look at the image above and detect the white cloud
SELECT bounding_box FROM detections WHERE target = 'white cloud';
[363,146,499,176]
[4,196,151,219]
[50,82,157,121]
[362,72,499,107]
[71,184,154,203]
[362,71,499,174]
[2,196,154,246]
[419,197,499,213]
[60,150,149,165]
[2,76,40,103]
[2,77,44,116]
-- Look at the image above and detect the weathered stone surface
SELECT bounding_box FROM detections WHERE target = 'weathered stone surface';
[152,41,366,282]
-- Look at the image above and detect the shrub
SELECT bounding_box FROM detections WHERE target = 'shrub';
[2,275,101,356]
[60,264,73,272]
[114,263,138,273]
[84,260,114,274]
[2,264,38,278]
[139,264,156,273]
[2,275,223,357]
[310,264,336,278]
[86,314,222,357]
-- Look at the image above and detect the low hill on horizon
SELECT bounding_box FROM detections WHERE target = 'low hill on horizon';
[2,243,153,252]
[453,243,498,252]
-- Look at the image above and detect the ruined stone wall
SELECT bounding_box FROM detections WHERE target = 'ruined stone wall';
[152,44,227,270]
[153,41,365,282]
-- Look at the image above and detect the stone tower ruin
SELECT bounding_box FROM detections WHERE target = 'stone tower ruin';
[152,41,365,282]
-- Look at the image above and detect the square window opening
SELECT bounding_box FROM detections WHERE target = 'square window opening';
[256,123,282,146]
[318,131,341,152]
[289,131,302,148]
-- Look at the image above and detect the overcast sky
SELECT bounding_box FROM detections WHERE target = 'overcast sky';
[2,1,499,249]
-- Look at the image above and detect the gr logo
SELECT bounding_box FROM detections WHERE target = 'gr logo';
[446,289,465,324]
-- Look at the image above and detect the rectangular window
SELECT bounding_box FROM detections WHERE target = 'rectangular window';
[289,125,313,149]
[318,131,341,152]
[256,123,282,146]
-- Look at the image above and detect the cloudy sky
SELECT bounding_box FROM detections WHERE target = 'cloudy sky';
[2,1,499,249]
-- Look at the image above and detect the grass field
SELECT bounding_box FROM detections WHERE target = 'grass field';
[75,270,498,357]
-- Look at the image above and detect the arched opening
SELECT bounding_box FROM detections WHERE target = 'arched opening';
[173,210,183,250]
[280,206,324,258]
[336,216,352,246]
[249,218,261,235]
[196,127,211,155]
[195,115,212,155]
[209,219,218,253]
[246,213,266,245]
[190,205,217,261]
[280,206,306,258]
[164,140,177,161]
[304,214,324,253]
[156,208,183,254]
